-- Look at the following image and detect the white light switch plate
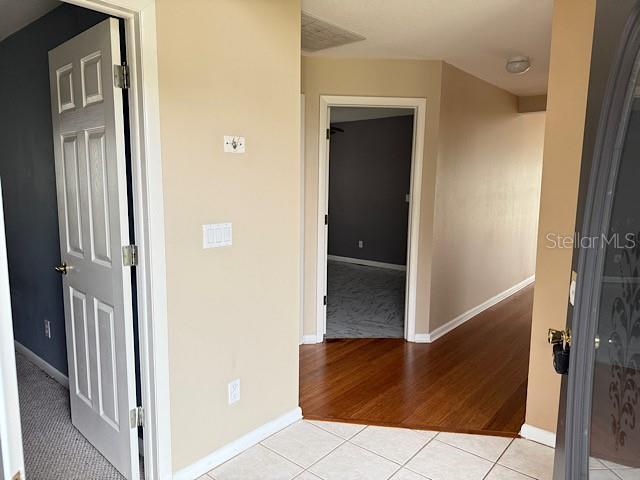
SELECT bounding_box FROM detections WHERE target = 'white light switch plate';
[224,136,245,153]
[203,223,232,248]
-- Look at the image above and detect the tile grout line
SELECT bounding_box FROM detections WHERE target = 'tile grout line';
[610,469,625,479]
[488,438,541,480]
[400,430,443,478]
[260,421,350,474]
[345,431,435,468]
[485,436,515,480]
[305,419,366,440]
[482,461,539,480]
[210,421,556,480]
[302,428,406,479]
[207,419,345,479]
[480,438,517,480]
[306,422,433,480]
[295,428,355,476]
[491,436,515,466]
[429,435,514,466]
[259,440,320,471]
[205,419,312,477]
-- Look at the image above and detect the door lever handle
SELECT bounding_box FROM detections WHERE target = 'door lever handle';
[54,262,69,275]
[549,328,571,375]
[548,328,571,347]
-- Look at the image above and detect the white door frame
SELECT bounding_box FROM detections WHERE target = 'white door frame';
[62,1,171,479]
[0,180,25,480]
[299,94,306,345]
[315,95,426,343]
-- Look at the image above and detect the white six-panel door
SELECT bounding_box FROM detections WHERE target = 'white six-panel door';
[48,18,139,480]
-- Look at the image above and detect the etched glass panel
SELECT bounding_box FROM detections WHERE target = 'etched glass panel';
[590,95,640,470]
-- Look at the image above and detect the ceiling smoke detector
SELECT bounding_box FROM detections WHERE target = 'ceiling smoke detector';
[506,56,531,75]
[302,12,366,52]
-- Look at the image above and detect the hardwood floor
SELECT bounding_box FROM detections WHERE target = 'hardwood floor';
[299,285,534,437]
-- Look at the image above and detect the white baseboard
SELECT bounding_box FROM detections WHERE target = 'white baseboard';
[14,341,69,389]
[423,275,535,343]
[173,407,303,480]
[328,255,406,271]
[413,334,429,343]
[301,335,319,344]
[520,423,556,448]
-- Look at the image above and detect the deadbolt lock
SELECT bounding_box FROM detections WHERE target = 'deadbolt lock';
[548,328,571,347]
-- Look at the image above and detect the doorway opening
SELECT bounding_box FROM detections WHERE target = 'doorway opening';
[325,106,414,339]
[315,96,426,343]
[0,3,151,479]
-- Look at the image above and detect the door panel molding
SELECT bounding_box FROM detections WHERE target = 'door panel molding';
[50,18,139,478]
[62,2,171,479]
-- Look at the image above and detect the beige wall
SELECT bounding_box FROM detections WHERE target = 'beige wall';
[525,0,596,433]
[301,56,443,336]
[302,57,546,337]
[155,0,301,471]
[518,95,548,113]
[430,64,545,331]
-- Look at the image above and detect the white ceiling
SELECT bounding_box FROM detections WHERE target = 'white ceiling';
[301,0,553,96]
[331,107,413,123]
[0,0,60,42]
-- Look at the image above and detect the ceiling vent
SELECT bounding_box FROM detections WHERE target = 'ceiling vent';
[302,12,365,52]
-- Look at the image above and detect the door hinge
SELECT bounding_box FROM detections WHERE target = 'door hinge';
[326,128,330,140]
[323,295,327,306]
[114,63,130,89]
[324,214,328,225]
[122,245,138,267]
[130,406,144,428]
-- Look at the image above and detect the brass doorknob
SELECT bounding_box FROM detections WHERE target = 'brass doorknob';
[54,262,69,275]
[548,328,571,347]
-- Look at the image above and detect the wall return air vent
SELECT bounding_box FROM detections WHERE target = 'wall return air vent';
[302,12,366,52]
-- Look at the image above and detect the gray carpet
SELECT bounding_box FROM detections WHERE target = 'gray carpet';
[16,353,142,480]
[326,260,406,338]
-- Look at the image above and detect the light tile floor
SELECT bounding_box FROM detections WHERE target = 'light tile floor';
[201,420,639,480]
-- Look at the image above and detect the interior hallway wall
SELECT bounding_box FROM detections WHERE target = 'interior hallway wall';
[155,0,301,472]
[429,63,545,331]
[525,0,639,438]
[301,57,546,339]
[328,114,414,266]
[524,0,597,435]
[0,4,108,376]
[301,56,444,337]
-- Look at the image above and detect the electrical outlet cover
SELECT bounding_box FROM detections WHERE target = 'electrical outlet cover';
[228,379,240,404]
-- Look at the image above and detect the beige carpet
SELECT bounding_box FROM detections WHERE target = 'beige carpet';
[16,352,143,479]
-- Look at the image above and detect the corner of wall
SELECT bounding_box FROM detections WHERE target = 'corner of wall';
[524,0,596,434]
[427,63,545,338]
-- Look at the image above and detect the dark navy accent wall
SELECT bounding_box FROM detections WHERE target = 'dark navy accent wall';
[0,4,108,375]
[328,115,414,265]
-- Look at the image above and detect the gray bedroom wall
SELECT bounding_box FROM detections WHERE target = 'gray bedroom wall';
[328,114,414,265]
[0,4,108,375]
